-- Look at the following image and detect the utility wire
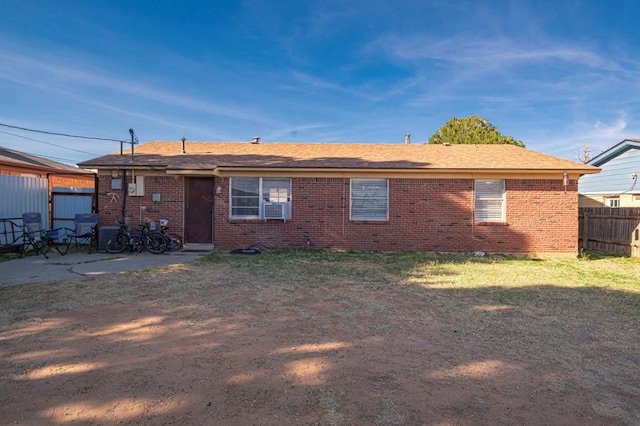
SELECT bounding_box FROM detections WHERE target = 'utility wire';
[22,152,82,165]
[0,122,127,143]
[0,129,100,156]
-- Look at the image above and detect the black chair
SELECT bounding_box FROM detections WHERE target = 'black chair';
[64,213,99,253]
[0,219,24,254]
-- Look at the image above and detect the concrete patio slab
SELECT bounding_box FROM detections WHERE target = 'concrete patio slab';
[0,250,210,287]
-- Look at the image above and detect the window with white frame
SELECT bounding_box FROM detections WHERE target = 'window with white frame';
[475,179,505,222]
[350,178,389,221]
[606,197,620,207]
[230,177,291,219]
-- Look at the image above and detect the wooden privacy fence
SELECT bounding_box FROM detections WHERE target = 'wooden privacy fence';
[579,207,640,257]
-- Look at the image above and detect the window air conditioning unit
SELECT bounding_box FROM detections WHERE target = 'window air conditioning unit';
[263,202,288,220]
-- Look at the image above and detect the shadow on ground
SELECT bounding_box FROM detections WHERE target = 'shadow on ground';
[0,252,638,425]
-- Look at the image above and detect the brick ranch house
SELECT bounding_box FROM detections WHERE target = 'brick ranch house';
[79,140,599,255]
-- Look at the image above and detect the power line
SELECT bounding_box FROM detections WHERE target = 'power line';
[0,122,127,143]
[20,151,83,165]
[0,129,100,156]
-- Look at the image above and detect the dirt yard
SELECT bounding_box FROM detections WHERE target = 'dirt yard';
[1,251,638,425]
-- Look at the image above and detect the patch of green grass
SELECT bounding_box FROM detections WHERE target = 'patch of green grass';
[0,251,24,263]
[199,249,640,321]
[203,248,639,292]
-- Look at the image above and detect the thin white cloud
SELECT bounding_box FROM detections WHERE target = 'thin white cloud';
[286,69,422,104]
[528,111,633,159]
[287,70,380,101]
[0,44,272,125]
[367,34,627,74]
[266,121,337,141]
[575,115,631,155]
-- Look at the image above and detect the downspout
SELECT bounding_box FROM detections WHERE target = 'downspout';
[211,176,220,247]
[121,169,128,219]
[93,174,99,213]
[46,172,53,228]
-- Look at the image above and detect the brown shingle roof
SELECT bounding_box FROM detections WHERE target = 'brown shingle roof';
[79,141,599,174]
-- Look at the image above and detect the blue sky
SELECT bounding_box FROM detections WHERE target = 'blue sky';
[1,1,639,166]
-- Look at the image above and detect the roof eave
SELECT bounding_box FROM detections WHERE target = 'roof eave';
[588,140,640,166]
[211,167,599,179]
[0,160,94,175]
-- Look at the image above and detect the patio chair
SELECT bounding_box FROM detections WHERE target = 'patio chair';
[21,212,66,258]
[64,213,99,253]
[0,219,24,254]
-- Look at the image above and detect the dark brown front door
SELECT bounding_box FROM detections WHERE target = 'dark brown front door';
[185,177,214,243]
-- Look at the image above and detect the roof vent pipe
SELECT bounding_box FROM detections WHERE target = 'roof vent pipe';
[180,136,186,154]
[251,136,260,144]
[405,133,411,145]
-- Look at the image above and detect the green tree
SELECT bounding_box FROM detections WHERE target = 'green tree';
[428,115,525,147]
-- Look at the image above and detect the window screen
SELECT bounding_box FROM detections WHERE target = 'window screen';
[350,178,389,221]
[475,179,505,222]
[231,177,260,217]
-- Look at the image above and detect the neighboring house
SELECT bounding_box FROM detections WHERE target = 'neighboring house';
[79,140,599,255]
[578,139,640,207]
[0,145,95,191]
[0,146,95,227]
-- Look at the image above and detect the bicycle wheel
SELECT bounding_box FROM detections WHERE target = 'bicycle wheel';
[130,233,144,253]
[144,232,168,254]
[105,232,127,253]
[168,233,183,251]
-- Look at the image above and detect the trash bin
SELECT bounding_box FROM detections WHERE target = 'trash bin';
[97,226,120,252]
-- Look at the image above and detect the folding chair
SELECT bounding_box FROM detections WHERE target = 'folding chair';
[64,213,99,253]
[21,212,66,258]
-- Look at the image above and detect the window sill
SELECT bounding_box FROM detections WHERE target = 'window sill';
[475,221,509,226]
[228,218,289,224]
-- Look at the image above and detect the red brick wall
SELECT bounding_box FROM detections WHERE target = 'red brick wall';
[49,175,94,195]
[93,174,578,254]
[0,169,94,192]
[96,174,185,233]
[213,177,579,255]
[502,179,579,253]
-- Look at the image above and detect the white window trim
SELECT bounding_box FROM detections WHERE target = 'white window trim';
[230,177,292,219]
[350,178,389,221]
[474,179,505,222]
[605,197,620,208]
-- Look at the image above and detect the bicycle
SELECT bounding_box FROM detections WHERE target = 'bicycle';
[157,219,183,252]
[105,218,142,254]
[105,219,167,254]
[137,222,168,254]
